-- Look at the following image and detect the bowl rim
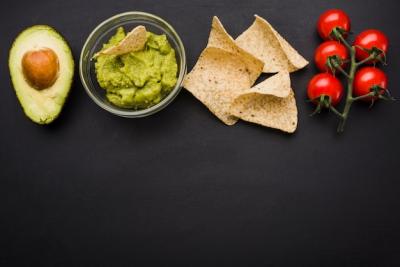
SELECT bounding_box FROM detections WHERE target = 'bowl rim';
[79,11,187,118]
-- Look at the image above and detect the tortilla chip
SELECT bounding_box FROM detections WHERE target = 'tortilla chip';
[208,16,264,85]
[230,72,298,133]
[95,25,147,57]
[184,47,260,125]
[235,15,308,73]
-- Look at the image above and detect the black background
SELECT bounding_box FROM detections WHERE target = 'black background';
[1,0,400,266]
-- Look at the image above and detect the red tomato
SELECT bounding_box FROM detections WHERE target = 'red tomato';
[354,29,389,63]
[353,67,387,101]
[308,73,344,106]
[314,41,348,72]
[317,9,351,40]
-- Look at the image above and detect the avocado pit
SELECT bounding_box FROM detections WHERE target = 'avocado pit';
[21,48,59,90]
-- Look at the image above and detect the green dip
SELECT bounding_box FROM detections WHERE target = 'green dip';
[94,27,178,109]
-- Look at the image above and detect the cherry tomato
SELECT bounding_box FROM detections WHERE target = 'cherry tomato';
[354,29,388,63]
[314,41,348,72]
[353,67,387,101]
[308,73,344,106]
[317,9,351,40]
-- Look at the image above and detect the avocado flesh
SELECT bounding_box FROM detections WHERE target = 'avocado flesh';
[9,25,74,124]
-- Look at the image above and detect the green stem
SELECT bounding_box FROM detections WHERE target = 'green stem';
[352,92,375,101]
[334,64,350,79]
[329,105,344,119]
[356,53,377,67]
[337,45,356,133]
[336,48,378,132]
[333,28,352,51]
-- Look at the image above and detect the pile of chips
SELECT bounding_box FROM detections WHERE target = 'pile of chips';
[184,16,308,133]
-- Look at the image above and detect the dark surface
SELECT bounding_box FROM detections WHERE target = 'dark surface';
[1,0,400,266]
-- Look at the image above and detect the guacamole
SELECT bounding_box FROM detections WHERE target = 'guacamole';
[94,27,178,109]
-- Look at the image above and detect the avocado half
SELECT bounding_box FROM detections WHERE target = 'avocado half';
[9,25,74,124]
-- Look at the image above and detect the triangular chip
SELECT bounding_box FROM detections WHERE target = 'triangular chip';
[208,16,264,85]
[230,72,298,133]
[235,15,308,73]
[95,25,147,57]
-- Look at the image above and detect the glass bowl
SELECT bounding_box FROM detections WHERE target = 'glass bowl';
[79,11,187,117]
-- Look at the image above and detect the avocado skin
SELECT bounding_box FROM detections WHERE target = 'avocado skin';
[8,25,75,125]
